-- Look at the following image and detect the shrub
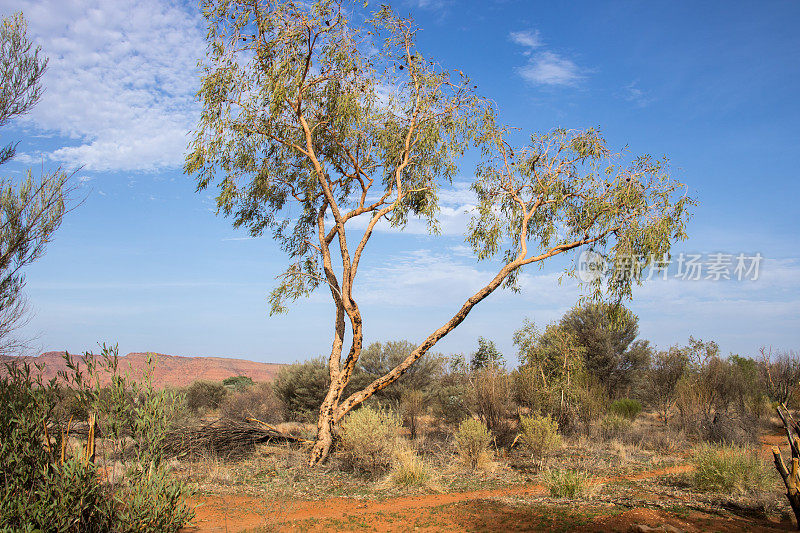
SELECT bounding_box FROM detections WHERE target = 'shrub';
[185,380,227,413]
[0,346,193,532]
[272,358,331,422]
[453,418,492,469]
[542,468,596,498]
[609,398,642,420]
[431,383,470,425]
[600,413,632,439]
[338,407,402,475]
[220,382,284,424]
[691,443,772,494]
[469,366,513,436]
[387,447,431,488]
[518,414,561,456]
[222,375,254,391]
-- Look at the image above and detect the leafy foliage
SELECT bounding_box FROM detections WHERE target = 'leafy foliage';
[0,13,71,356]
[453,418,492,469]
[222,375,254,391]
[609,398,642,420]
[185,380,228,413]
[186,0,694,463]
[0,346,192,532]
[338,406,402,475]
[518,414,562,456]
[470,336,505,370]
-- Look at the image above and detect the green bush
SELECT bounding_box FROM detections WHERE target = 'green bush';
[600,413,632,439]
[453,418,492,469]
[222,375,254,391]
[431,383,470,425]
[0,361,110,531]
[0,346,193,532]
[185,380,227,413]
[542,468,595,498]
[272,358,331,422]
[609,398,642,420]
[519,414,561,456]
[338,407,402,475]
[220,382,284,424]
[691,443,772,494]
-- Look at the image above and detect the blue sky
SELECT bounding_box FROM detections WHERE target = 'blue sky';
[1,0,798,364]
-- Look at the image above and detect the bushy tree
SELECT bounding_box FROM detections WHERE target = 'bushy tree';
[187,0,693,464]
[0,13,72,355]
[470,336,504,370]
[358,340,444,404]
[558,303,651,397]
[185,380,227,413]
[759,347,800,406]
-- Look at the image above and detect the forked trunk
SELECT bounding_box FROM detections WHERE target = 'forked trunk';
[309,380,346,466]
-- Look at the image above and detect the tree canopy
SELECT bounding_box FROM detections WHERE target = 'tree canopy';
[0,13,71,355]
[186,0,694,464]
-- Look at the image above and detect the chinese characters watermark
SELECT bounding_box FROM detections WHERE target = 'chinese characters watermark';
[577,251,763,283]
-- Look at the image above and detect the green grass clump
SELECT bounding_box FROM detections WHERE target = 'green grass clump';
[519,414,561,456]
[387,448,432,488]
[541,468,596,498]
[609,398,642,420]
[691,443,772,494]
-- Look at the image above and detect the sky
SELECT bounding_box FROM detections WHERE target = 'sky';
[0,0,798,364]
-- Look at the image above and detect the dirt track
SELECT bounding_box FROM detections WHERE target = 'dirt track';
[183,464,704,532]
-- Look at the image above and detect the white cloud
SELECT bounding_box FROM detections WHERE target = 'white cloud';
[508,30,542,50]
[509,28,584,87]
[3,0,206,172]
[517,51,583,87]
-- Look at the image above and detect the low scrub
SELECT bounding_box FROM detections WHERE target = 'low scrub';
[453,418,492,469]
[0,346,193,532]
[387,448,432,488]
[219,382,284,424]
[518,414,561,456]
[542,468,596,498]
[600,413,632,440]
[609,398,642,420]
[338,407,402,475]
[691,443,772,494]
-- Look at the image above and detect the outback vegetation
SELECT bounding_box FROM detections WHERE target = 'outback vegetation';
[3,1,799,532]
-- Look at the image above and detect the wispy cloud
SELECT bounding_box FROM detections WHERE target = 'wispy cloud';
[3,0,206,172]
[509,28,584,87]
[518,51,583,87]
[622,80,654,107]
[406,0,451,12]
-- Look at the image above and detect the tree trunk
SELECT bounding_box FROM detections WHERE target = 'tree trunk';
[309,378,347,466]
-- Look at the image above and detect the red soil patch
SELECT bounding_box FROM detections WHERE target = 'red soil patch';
[183,464,707,532]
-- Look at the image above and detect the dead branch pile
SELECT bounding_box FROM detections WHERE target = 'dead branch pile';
[162,417,310,459]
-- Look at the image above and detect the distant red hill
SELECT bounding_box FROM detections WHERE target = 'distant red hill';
[0,351,285,389]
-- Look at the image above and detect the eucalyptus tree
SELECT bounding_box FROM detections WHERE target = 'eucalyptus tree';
[186,0,694,465]
[0,13,71,355]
